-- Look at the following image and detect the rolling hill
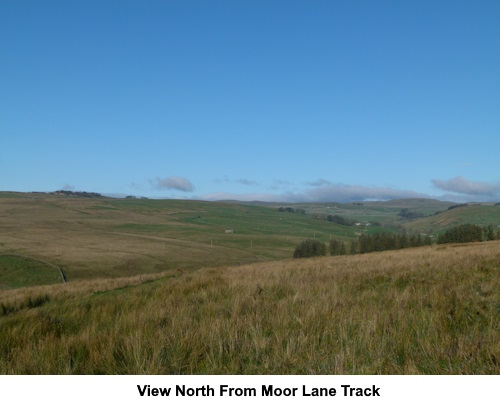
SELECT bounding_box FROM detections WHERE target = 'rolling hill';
[1,192,498,288]
[1,192,499,374]
[0,192,370,285]
[401,203,500,235]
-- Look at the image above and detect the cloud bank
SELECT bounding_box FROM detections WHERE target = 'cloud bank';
[145,175,499,203]
[153,176,194,192]
[432,176,500,198]
[300,184,429,203]
[201,183,429,203]
[200,191,285,202]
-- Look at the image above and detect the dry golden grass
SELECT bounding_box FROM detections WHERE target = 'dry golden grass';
[1,241,499,374]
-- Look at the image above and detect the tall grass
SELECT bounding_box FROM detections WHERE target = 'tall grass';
[1,242,499,374]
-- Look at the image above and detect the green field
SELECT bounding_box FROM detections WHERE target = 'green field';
[0,255,62,289]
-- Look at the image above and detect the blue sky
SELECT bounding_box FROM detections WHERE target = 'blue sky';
[1,0,499,202]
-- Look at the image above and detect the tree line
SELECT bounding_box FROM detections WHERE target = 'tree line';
[397,208,424,220]
[437,224,499,244]
[278,207,306,214]
[312,213,382,227]
[293,223,499,259]
[336,232,433,256]
[293,231,432,259]
[53,190,102,198]
[313,214,357,226]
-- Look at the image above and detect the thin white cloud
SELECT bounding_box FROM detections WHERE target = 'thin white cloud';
[130,181,144,191]
[213,175,230,184]
[237,178,259,186]
[213,176,259,186]
[153,176,194,192]
[268,179,295,191]
[432,176,500,197]
[304,178,332,187]
[273,179,294,187]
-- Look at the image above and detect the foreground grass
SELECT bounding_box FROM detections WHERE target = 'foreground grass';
[1,242,499,374]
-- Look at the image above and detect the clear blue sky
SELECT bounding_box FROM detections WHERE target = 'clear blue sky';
[1,0,499,202]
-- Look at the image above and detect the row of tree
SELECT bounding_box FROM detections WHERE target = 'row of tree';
[278,207,306,214]
[356,232,432,254]
[397,208,424,220]
[293,239,327,258]
[328,232,433,256]
[293,231,433,259]
[53,190,102,198]
[293,223,499,259]
[437,224,499,244]
[313,214,357,226]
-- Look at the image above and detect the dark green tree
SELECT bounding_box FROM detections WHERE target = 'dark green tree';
[437,224,484,244]
[397,234,409,249]
[293,239,327,258]
[329,239,347,256]
[358,234,372,253]
[486,224,495,241]
[350,240,359,255]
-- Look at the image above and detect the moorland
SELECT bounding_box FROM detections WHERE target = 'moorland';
[0,192,499,373]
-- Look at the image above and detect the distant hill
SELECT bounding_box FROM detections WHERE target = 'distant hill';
[288,198,454,227]
[402,203,500,235]
[362,198,454,209]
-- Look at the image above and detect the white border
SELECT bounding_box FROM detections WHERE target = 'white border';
[1,375,498,405]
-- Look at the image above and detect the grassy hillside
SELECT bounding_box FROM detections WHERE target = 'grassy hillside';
[300,199,499,238]
[296,198,454,226]
[0,192,378,285]
[1,192,498,288]
[1,241,499,374]
[403,204,500,235]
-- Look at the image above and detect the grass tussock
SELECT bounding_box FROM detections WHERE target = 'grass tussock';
[1,242,499,374]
